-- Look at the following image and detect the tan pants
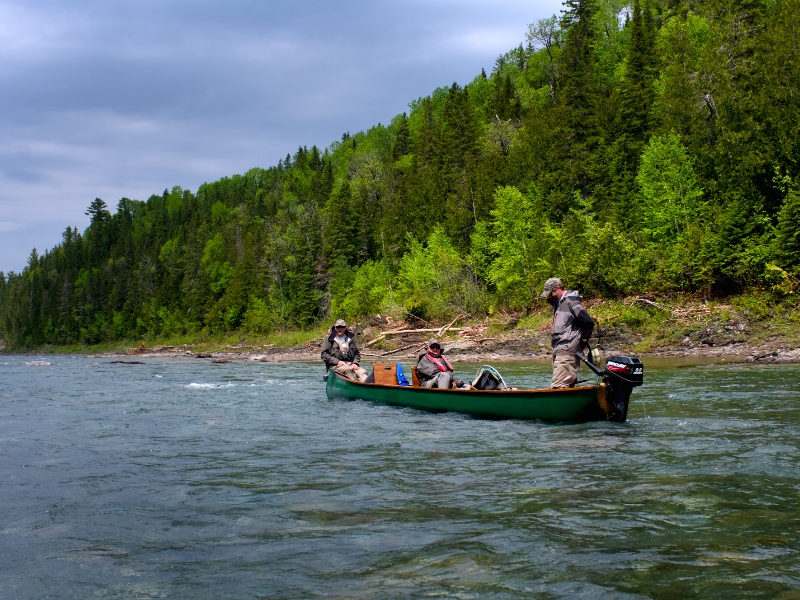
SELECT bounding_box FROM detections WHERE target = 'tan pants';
[331,363,369,382]
[552,354,580,388]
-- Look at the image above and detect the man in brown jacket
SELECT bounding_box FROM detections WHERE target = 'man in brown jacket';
[321,319,368,382]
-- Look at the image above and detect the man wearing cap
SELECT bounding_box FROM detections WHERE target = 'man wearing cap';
[540,278,595,388]
[416,338,456,388]
[321,319,368,382]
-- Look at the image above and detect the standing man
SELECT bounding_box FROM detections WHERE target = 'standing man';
[540,278,595,388]
[416,338,455,388]
[321,319,369,382]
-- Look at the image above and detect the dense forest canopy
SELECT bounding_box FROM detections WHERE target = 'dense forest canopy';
[2,0,799,347]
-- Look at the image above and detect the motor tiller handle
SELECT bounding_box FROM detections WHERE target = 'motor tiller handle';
[578,343,604,376]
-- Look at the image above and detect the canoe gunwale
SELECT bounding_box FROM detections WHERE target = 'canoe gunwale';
[330,373,600,396]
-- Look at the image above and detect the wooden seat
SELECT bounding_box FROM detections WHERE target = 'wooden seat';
[411,366,420,387]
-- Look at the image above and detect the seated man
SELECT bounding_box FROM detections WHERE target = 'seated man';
[321,319,368,382]
[416,338,455,388]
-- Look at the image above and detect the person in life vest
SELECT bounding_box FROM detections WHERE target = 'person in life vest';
[540,277,595,388]
[416,338,456,388]
[321,319,369,382]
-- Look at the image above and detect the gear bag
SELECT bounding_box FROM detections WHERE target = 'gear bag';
[472,369,501,390]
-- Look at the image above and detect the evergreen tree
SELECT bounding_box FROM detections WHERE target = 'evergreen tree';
[553,0,601,209]
[440,84,480,242]
[490,75,521,120]
[323,179,358,267]
[604,0,657,220]
[309,145,322,171]
[775,185,800,272]
[393,113,410,159]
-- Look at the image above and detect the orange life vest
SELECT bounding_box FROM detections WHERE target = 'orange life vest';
[426,352,453,372]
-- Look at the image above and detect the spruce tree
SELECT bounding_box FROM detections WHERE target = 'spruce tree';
[309,145,321,171]
[553,0,601,209]
[440,84,480,242]
[393,112,410,159]
[414,97,440,166]
[321,155,334,200]
[323,179,358,267]
[604,0,657,220]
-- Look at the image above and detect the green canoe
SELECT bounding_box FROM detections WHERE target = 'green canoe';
[325,372,615,422]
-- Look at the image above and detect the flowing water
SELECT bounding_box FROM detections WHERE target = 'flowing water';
[1,356,798,599]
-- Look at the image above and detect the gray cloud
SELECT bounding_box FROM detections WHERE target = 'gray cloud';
[0,0,563,273]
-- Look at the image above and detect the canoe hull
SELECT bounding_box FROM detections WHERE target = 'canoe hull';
[325,373,609,422]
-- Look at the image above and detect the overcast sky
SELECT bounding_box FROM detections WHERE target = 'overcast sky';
[0,0,563,273]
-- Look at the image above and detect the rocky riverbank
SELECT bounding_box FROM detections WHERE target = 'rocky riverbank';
[85,322,800,366]
[9,295,800,365]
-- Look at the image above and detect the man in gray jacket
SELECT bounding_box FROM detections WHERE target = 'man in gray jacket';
[541,278,595,388]
[416,338,455,388]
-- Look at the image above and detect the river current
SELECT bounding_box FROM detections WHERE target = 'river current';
[1,356,798,598]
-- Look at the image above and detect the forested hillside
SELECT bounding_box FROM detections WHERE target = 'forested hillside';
[2,0,799,348]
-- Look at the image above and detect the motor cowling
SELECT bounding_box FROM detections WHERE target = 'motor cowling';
[602,355,643,422]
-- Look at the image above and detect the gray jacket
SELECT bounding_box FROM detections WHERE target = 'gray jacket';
[551,290,594,355]
[416,351,454,382]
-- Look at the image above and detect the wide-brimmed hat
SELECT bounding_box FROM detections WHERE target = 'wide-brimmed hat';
[540,277,563,298]
[334,319,347,328]
[427,338,441,348]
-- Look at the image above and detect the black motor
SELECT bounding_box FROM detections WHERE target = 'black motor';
[601,355,644,422]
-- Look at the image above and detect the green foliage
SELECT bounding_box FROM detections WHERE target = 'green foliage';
[242,296,280,334]
[2,1,799,349]
[483,186,549,306]
[774,183,800,273]
[201,233,233,294]
[396,227,486,319]
[636,133,703,244]
[652,14,710,137]
[329,260,393,321]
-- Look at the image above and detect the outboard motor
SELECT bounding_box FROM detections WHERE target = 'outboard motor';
[601,355,644,422]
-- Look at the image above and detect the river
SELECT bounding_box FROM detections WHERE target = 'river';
[1,356,798,598]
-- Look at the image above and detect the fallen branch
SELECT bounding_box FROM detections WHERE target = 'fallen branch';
[365,334,387,347]
[437,314,465,338]
[633,297,669,311]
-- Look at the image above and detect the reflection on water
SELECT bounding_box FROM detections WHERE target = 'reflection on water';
[1,356,798,598]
